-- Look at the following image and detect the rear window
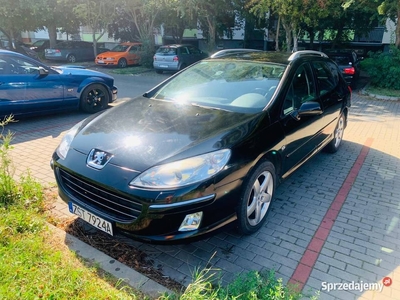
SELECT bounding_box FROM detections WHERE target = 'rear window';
[329,55,352,65]
[156,47,177,55]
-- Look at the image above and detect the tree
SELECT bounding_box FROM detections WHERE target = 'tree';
[248,0,307,52]
[374,0,400,47]
[159,0,197,44]
[33,0,81,48]
[73,0,117,55]
[176,0,238,52]
[0,0,37,48]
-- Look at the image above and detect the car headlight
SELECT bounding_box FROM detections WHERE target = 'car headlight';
[130,149,231,189]
[56,120,84,160]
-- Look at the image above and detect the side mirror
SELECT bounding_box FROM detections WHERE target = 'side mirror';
[38,66,49,76]
[291,101,322,120]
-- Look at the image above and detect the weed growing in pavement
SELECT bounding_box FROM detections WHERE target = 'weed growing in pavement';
[0,115,18,206]
[160,268,319,300]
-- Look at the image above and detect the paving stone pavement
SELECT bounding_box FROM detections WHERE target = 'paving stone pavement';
[6,92,400,300]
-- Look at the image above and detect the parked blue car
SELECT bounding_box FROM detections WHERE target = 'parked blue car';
[0,50,117,118]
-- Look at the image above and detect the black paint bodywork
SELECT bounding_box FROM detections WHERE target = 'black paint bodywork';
[52,52,351,243]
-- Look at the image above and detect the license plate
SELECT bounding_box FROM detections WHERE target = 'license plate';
[68,202,113,236]
[97,60,104,64]
[160,65,168,68]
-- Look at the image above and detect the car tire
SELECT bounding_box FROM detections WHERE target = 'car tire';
[324,113,345,153]
[67,54,77,63]
[155,69,163,74]
[237,160,276,235]
[118,58,127,68]
[80,84,109,113]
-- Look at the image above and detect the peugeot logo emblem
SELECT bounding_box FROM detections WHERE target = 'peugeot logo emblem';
[87,149,113,169]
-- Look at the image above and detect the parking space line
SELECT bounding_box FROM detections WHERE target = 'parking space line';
[289,137,374,290]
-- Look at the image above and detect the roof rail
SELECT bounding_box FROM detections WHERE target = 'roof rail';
[288,50,328,61]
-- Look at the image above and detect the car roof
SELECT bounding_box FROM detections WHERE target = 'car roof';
[208,50,329,65]
[159,44,194,48]
[0,49,25,56]
[120,42,141,46]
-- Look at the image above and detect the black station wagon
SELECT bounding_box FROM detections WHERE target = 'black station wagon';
[52,50,351,243]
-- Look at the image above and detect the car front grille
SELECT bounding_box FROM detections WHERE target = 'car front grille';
[57,168,142,223]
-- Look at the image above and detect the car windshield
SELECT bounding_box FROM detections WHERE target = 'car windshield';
[156,47,177,55]
[111,44,129,52]
[32,40,46,47]
[152,60,286,113]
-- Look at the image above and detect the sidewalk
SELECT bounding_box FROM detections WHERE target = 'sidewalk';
[7,92,400,300]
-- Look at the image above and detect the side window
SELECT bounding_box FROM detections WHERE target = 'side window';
[180,47,189,55]
[312,61,339,96]
[283,64,316,115]
[129,46,139,53]
[188,46,200,54]
[0,56,39,75]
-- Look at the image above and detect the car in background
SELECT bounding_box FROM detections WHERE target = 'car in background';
[153,44,208,74]
[0,39,39,60]
[210,48,262,58]
[30,39,60,53]
[45,41,109,63]
[52,50,351,243]
[0,49,117,118]
[324,49,362,87]
[95,42,142,68]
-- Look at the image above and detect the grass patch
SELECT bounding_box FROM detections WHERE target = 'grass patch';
[364,85,400,98]
[110,66,153,75]
[160,267,319,300]
[0,116,145,300]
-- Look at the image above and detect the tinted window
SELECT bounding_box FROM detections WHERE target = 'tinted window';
[188,46,201,54]
[56,41,73,49]
[312,61,339,95]
[157,47,177,55]
[180,47,190,55]
[283,63,316,115]
[329,55,352,65]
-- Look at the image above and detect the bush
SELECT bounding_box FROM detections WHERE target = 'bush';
[361,46,400,89]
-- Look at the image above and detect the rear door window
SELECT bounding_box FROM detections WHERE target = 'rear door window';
[311,61,339,96]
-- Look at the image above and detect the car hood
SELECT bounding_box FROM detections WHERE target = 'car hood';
[52,66,114,79]
[97,51,125,57]
[70,97,262,172]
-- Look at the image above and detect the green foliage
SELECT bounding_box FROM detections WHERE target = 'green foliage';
[0,114,142,299]
[361,46,400,90]
[160,268,318,300]
[0,116,17,207]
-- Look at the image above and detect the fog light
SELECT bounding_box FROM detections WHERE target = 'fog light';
[178,211,203,232]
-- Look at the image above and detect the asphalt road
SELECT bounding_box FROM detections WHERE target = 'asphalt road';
[111,72,170,101]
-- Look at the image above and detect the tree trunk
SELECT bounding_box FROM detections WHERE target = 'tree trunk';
[206,15,217,52]
[92,30,98,56]
[293,30,298,52]
[275,16,280,52]
[47,25,58,48]
[282,19,292,53]
[396,9,400,48]
[308,29,315,50]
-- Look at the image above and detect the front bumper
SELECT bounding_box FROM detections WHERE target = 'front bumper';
[51,151,242,243]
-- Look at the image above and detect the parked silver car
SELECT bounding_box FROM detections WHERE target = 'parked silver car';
[153,44,208,74]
